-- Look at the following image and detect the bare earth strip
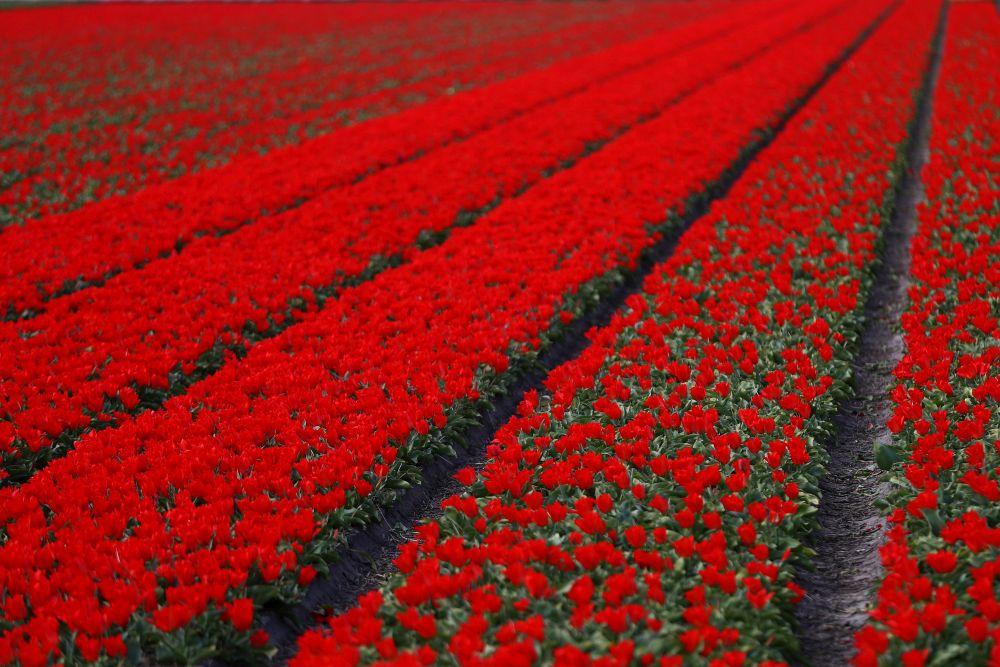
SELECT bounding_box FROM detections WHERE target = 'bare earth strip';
[793,6,946,665]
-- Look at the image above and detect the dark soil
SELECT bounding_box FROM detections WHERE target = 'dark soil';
[793,9,945,665]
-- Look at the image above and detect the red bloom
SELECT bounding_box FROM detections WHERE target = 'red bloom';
[925,551,957,574]
[226,598,255,632]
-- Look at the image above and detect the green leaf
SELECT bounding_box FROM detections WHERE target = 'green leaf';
[875,441,904,471]
[921,508,945,535]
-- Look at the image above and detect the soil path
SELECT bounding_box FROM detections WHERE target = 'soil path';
[793,8,945,665]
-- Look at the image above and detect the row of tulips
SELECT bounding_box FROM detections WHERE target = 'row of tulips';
[0,4,500,115]
[0,1,771,318]
[0,0,839,485]
[855,3,1000,665]
[1,4,599,125]
[292,0,941,663]
[0,2,892,664]
[0,3,663,226]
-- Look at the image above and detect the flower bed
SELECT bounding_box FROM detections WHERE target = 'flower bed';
[0,2,892,664]
[855,4,1000,665]
[0,0,840,485]
[0,1,749,318]
[0,3,662,225]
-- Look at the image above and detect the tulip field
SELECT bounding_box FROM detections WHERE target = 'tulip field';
[0,1,997,666]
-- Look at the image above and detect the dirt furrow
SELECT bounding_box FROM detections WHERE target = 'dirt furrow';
[793,7,945,664]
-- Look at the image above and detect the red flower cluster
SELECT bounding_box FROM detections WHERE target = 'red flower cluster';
[292,1,940,664]
[0,2,669,227]
[0,0,833,482]
[0,1,728,318]
[856,4,1000,665]
[0,2,892,663]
